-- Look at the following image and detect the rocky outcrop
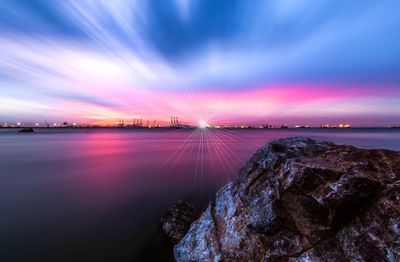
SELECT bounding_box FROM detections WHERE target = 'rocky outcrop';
[174,137,400,261]
[161,200,199,244]
[137,201,199,261]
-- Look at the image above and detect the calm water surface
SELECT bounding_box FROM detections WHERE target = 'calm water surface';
[0,128,399,261]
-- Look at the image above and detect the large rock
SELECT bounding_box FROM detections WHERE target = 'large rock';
[174,137,400,261]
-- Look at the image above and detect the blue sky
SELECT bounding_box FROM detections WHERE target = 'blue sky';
[0,0,399,125]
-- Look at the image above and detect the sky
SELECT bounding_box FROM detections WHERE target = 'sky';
[0,0,399,127]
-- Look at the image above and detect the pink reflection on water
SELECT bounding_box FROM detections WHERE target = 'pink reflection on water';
[1,129,400,261]
[61,129,268,205]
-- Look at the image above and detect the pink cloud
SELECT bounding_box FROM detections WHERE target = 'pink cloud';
[57,83,399,126]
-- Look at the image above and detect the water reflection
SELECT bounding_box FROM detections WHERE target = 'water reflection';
[0,128,399,261]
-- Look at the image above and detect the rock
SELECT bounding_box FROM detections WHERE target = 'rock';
[160,200,199,244]
[137,200,199,261]
[174,137,400,261]
[18,127,34,133]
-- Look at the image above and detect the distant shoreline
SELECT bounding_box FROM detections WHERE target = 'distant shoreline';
[0,126,399,134]
[0,126,399,129]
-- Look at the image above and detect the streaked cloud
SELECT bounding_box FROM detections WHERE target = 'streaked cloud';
[0,0,399,125]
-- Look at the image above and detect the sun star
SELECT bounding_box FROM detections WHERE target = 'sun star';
[199,120,208,128]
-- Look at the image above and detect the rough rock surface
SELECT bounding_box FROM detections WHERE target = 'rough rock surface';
[174,137,400,261]
[161,200,199,244]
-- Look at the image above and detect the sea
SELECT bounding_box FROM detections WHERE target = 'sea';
[0,128,399,261]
